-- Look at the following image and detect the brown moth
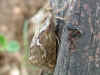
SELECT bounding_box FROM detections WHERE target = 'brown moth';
[29,2,57,69]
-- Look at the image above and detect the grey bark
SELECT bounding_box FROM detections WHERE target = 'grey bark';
[50,0,100,75]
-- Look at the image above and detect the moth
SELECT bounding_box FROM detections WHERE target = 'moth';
[29,2,57,69]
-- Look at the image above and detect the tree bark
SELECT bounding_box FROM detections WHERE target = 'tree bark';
[50,0,100,75]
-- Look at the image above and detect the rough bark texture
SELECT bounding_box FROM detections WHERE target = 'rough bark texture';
[50,0,100,75]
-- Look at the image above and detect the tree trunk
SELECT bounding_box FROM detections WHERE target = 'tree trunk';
[50,0,100,75]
